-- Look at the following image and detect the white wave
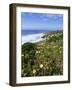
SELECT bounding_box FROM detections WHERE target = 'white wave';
[22,33,44,44]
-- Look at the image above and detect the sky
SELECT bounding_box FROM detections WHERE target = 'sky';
[21,12,63,31]
[21,12,63,44]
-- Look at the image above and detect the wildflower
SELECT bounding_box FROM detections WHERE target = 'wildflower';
[36,51,38,53]
[50,35,54,37]
[59,47,62,49]
[38,51,40,53]
[40,64,43,68]
[33,69,36,74]
[36,51,40,53]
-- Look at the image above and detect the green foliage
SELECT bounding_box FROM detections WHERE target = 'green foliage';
[21,31,63,77]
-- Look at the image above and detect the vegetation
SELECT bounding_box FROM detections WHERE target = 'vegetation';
[21,31,63,77]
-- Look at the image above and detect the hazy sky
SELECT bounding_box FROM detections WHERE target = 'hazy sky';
[21,12,63,31]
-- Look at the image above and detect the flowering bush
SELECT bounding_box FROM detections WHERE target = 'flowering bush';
[21,31,63,77]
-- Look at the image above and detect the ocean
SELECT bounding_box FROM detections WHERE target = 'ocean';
[21,29,62,44]
[21,29,60,36]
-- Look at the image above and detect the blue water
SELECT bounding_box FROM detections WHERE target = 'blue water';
[21,29,60,36]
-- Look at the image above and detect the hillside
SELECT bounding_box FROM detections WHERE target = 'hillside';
[21,31,63,77]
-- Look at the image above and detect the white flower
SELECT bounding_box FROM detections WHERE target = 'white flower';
[36,51,40,53]
[33,69,36,74]
[36,51,38,53]
[40,64,43,68]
